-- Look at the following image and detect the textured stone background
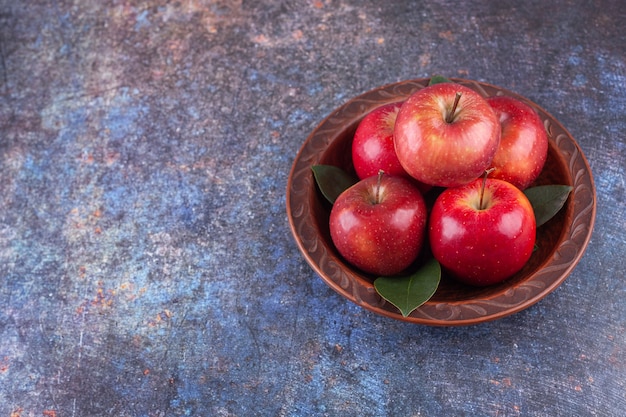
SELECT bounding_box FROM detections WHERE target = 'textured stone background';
[1,0,624,416]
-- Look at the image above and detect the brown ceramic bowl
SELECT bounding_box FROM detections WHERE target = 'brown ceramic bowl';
[286,78,596,326]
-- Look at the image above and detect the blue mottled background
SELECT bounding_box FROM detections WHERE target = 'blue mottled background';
[1,0,624,416]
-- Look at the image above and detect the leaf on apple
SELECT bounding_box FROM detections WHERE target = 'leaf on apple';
[524,184,573,227]
[374,258,441,317]
[311,165,357,204]
[428,75,452,86]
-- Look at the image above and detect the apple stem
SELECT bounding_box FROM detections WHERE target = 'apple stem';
[446,92,462,123]
[479,168,495,210]
[376,170,384,204]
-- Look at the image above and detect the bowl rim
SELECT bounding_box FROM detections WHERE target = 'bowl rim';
[286,77,597,326]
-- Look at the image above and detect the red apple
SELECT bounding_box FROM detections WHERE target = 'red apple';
[329,173,427,276]
[352,102,407,179]
[352,102,431,194]
[429,177,536,286]
[394,82,501,187]
[487,96,549,190]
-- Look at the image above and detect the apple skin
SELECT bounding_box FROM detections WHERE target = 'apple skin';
[487,96,549,190]
[352,102,407,179]
[329,174,427,276]
[429,177,536,286]
[394,82,501,187]
[352,102,431,194]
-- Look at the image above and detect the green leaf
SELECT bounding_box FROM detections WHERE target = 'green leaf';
[374,258,441,317]
[311,165,357,204]
[428,75,452,85]
[524,185,573,227]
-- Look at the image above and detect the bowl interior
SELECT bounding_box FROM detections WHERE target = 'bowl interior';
[313,117,572,302]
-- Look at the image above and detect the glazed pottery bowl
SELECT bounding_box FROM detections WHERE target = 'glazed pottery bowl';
[286,78,596,326]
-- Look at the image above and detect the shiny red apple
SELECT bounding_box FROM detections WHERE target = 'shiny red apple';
[394,82,501,187]
[429,177,536,286]
[352,102,407,179]
[352,102,431,194]
[329,173,427,276]
[487,96,549,190]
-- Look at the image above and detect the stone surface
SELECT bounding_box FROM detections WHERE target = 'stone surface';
[0,0,624,416]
